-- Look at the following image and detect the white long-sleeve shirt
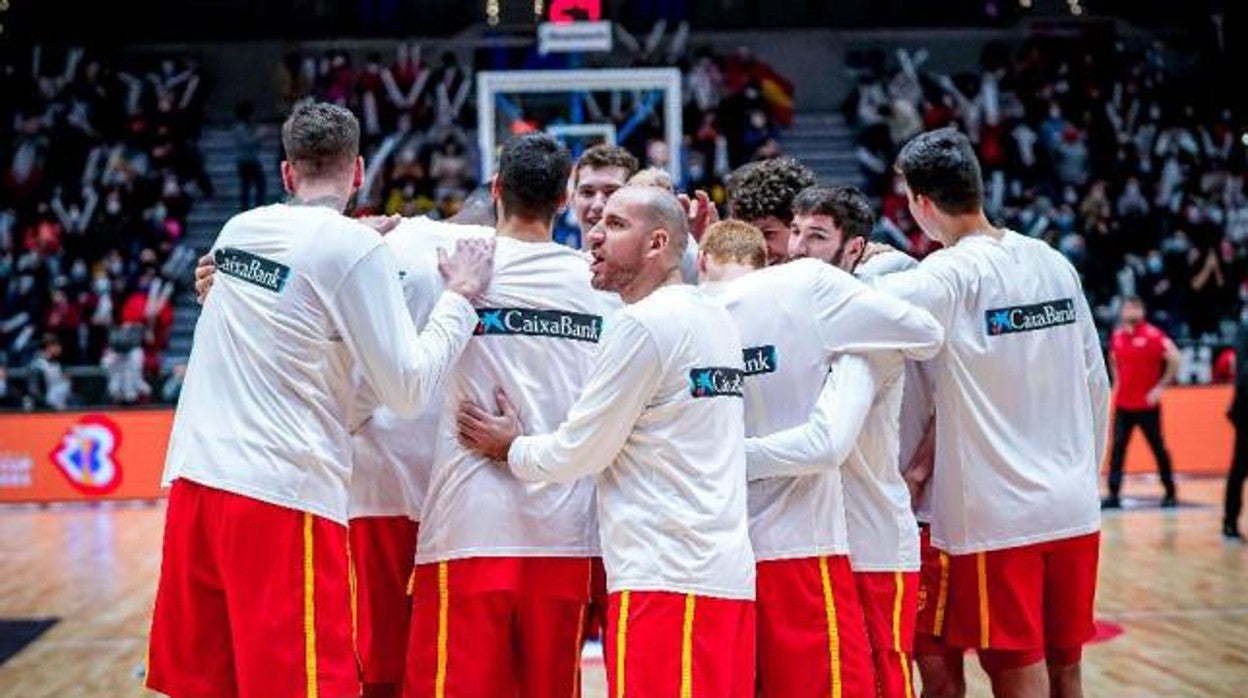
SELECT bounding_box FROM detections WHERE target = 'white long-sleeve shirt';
[711,259,944,561]
[416,237,621,563]
[871,230,1111,554]
[741,353,875,483]
[508,284,756,600]
[163,204,479,525]
[348,218,494,520]
[858,251,935,526]
[747,352,919,571]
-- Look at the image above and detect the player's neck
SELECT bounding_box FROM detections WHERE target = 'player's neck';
[704,261,754,284]
[939,211,1000,247]
[620,265,683,304]
[287,185,348,213]
[495,215,553,243]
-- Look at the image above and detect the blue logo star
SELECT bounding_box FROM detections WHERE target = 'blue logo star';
[989,310,1011,334]
[695,371,716,393]
[481,310,505,332]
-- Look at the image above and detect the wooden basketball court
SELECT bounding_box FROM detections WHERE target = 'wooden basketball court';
[1,475,1246,697]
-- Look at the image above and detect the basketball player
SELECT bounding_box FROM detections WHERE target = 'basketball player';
[695,219,767,283]
[570,143,640,239]
[147,102,495,698]
[347,216,494,698]
[784,185,932,697]
[457,186,757,697]
[872,128,1110,698]
[567,143,711,636]
[191,191,497,698]
[725,156,817,266]
[405,134,621,698]
[700,215,944,697]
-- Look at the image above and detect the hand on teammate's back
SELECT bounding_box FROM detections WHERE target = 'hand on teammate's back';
[194,254,216,304]
[456,387,522,461]
[438,237,496,301]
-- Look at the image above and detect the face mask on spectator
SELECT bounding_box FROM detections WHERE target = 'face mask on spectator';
[106,197,122,216]
[94,276,111,295]
[71,260,88,281]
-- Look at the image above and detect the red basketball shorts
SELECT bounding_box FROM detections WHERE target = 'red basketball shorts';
[914,525,952,656]
[349,516,419,688]
[756,555,875,698]
[403,556,592,698]
[147,478,356,698]
[855,570,919,698]
[605,590,755,698]
[943,532,1100,657]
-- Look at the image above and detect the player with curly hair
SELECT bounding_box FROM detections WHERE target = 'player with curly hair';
[726,157,817,266]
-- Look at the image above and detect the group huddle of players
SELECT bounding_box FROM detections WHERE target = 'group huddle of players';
[144,101,1109,698]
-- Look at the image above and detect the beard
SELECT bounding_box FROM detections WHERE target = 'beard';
[590,256,643,294]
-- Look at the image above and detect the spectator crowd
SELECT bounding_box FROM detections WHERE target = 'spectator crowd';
[271,28,796,227]
[274,43,480,221]
[846,36,1248,343]
[1,47,205,409]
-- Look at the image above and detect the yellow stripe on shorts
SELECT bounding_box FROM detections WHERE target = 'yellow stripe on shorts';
[303,513,318,698]
[616,591,631,698]
[435,561,449,698]
[819,557,842,698]
[680,594,697,698]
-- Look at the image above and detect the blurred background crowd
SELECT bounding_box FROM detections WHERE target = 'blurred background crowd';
[2,10,1244,409]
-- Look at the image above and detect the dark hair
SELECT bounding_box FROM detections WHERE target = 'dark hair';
[894,128,983,215]
[497,133,573,221]
[792,186,875,240]
[573,144,640,186]
[281,102,360,179]
[727,157,817,225]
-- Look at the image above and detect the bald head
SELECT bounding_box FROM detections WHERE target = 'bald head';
[586,185,690,303]
[613,185,689,268]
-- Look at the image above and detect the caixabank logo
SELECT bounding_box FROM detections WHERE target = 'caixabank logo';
[474,307,603,343]
[985,298,1076,336]
[688,367,746,399]
[48,415,124,495]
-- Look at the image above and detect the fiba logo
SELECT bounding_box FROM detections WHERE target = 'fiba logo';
[49,415,124,495]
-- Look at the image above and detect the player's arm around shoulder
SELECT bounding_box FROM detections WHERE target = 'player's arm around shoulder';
[468,312,663,485]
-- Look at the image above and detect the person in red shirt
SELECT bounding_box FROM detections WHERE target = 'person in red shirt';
[1104,295,1181,508]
